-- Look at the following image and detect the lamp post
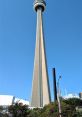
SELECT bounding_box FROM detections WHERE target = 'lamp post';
[57,76,62,117]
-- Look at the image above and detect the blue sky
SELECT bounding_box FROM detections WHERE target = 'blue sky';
[0,0,82,101]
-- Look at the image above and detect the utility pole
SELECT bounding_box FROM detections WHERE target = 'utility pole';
[57,76,62,117]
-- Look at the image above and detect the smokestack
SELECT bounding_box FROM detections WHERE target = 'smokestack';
[52,68,57,101]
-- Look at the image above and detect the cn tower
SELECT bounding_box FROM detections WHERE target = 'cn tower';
[31,0,51,107]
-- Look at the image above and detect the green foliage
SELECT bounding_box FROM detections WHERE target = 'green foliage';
[0,106,4,112]
[28,108,41,117]
[8,102,29,117]
[1,98,82,117]
[63,98,82,107]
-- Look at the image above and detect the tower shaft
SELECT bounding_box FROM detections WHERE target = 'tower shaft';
[31,1,51,107]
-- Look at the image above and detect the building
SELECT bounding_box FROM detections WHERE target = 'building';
[0,95,29,106]
[79,92,82,99]
[63,93,80,99]
[31,0,51,107]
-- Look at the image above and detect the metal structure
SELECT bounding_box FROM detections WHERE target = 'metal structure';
[52,68,57,101]
[31,0,51,107]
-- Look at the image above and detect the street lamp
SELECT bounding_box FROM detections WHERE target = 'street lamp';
[57,76,62,117]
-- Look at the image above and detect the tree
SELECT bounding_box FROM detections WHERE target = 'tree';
[7,98,82,117]
[8,102,29,117]
[0,106,3,113]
